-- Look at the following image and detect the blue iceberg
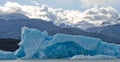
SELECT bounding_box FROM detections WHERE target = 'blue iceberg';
[14,27,120,59]
[0,50,17,60]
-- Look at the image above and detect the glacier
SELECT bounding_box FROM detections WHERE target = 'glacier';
[14,27,120,59]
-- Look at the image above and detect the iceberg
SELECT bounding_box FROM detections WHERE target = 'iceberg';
[0,50,17,60]
[15,27,120,59]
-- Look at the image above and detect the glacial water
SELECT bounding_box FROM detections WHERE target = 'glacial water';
[0,59,120,62]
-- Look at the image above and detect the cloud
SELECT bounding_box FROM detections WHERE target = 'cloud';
[0,1,119,29]
[79,0,120,8]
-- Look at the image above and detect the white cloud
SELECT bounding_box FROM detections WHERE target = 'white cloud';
[0,1,119,29]
[79,0,120,8]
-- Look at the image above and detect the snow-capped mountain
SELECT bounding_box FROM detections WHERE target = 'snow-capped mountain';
[87,22,120,41]
[0,17,119,44]
[0,13,29,20]
[117,18,120,21]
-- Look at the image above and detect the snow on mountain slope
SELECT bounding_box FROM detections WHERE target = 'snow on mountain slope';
[0,13,29,20]
[0,1,120,29]
[87,23,120,41]
[15,27,120,59]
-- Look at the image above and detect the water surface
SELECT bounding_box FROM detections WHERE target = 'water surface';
[0,59,120,62]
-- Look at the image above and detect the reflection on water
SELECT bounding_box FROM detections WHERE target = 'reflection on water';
[0,59,120,62]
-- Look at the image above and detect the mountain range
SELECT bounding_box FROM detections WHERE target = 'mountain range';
[0,17,119,44]
[0,18,59,39]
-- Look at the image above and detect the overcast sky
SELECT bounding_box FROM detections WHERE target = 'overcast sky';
[0,0,120,13]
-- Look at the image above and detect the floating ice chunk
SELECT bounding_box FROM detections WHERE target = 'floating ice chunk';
[15,27,120,59]
[0,50,17,60]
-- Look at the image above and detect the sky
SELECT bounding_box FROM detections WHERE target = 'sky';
[0,0,120,13]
